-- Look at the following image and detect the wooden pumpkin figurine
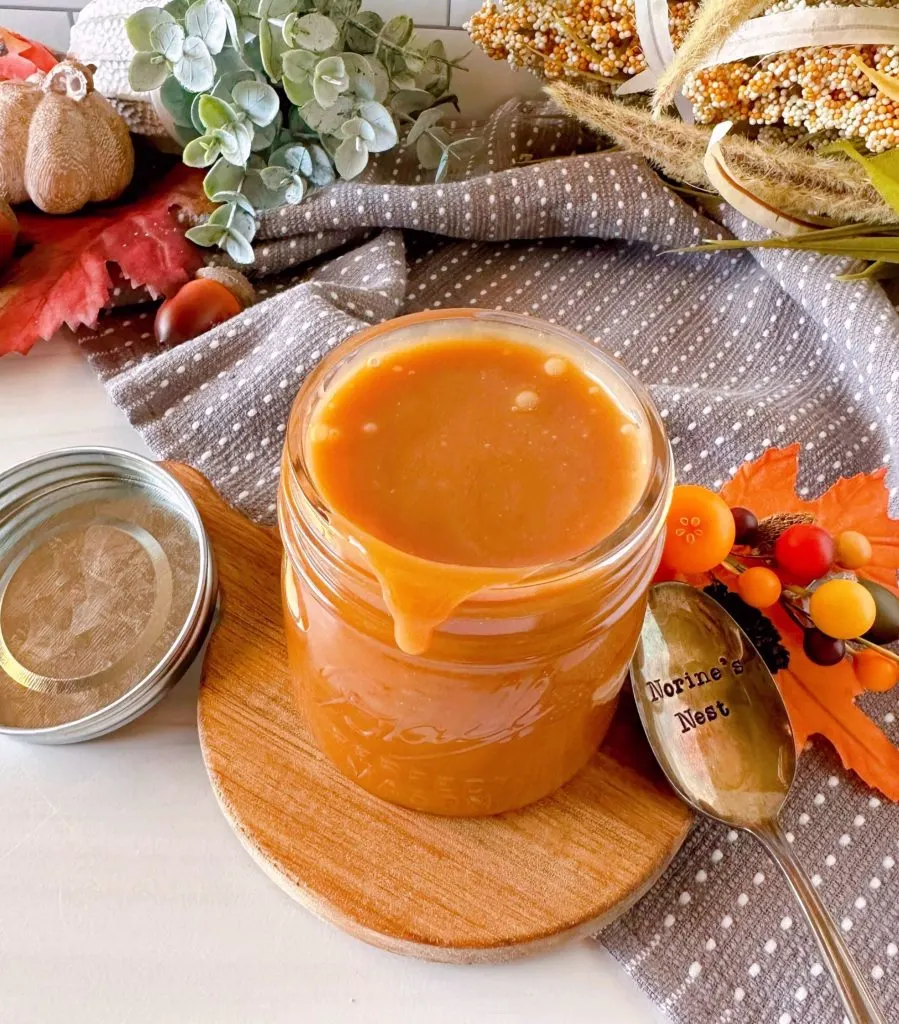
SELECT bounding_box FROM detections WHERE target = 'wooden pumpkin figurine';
[0,60,134,214]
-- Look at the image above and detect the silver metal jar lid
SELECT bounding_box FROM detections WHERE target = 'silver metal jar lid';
[0,447,217,743]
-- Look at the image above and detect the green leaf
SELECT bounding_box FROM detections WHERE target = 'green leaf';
[212,68,255,100]
[444,136,481,161]
[824,140,899,218]
[127,7,175,52]
[231,79,280,125]
[150,21,185,61]
[204,156,244,198]
[290,11,337,51]
[406,104,445,145]
[339,116,375,142]
[282,47,316,79]
[208,203,256,239]
[160,75,196,125]
[190,91,205,132]
[306,142,334,186]
[174,35,215,91]
[270,143,313,175]
[334,135,368,179]
[344,9,381,53]
[283,74,315,105]
[210,189,255,212]
[261,165,292,189]
[284,178,305,204]
[129,52,170,92]
[223,230,255,264]
[185,222,228,246]
[213,44,248,77]
[415,128,447,170]
[183,134,220,166]
[216,119,254,164]
[301,94,352,134]
[198,93,239,129]
[403,47,425,75]
[379,14,412,48]
[357,100,395,152]
[185,0,228,54]
[313,55,348,106]
[164,0,190,19]
[391,88,432,118]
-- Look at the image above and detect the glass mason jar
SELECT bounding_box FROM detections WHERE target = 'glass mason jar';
[278,310,672,816]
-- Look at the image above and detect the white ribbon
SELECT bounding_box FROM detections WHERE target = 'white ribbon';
[629,0,695,120]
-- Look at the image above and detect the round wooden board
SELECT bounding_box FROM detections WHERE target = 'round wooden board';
[170,463,694,963]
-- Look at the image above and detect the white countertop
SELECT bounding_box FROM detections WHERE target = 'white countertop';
[0,335,665,1024]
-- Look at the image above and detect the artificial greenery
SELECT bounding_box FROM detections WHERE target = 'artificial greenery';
[126,0,478,263]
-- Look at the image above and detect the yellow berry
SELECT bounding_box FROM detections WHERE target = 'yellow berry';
[737,566,782,608]
[809,579,877,640]
[835,530,873,570]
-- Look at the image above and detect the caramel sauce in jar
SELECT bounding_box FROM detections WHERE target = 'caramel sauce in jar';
[278,310,672,816]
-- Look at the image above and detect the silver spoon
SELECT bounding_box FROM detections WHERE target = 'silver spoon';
[630,582,886,1024]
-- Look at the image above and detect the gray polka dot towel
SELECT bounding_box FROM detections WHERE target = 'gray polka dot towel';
[81,98,899,1024]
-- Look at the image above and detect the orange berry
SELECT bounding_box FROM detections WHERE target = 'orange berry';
[662,484,736,574]
[737,566,782,609]
[852,650,899,692]
[835,530,873,570]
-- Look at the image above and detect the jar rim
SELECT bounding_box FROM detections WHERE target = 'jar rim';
[282,308,673,589]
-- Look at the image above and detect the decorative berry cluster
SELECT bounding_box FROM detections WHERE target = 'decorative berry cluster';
[661,485,899,690]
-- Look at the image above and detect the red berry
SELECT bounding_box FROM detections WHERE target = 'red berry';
[773,523,834,584]
[730,506,758,546]
[803,628,845,666]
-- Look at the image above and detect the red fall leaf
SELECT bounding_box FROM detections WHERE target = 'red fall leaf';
[0,28,58,79]
[0,163,209,356]
[721,445,899,799]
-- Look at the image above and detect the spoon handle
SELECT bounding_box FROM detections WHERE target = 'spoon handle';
[754,821,886,1024]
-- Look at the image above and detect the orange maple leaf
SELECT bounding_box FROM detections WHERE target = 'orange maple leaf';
[720,445,899,799]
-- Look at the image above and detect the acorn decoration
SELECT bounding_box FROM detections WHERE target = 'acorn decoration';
[154,267,255,346]
[0,60,134,214]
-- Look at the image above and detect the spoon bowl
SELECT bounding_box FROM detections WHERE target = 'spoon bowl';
[631,582,886,1024]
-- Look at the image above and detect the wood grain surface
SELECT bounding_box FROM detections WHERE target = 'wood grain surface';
[171,463,694,963]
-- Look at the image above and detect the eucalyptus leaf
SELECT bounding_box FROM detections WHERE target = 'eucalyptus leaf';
[223,231,255,264]
[190,91,206,132]
[415,128,446,170]
[283,74,315,105]
[357,99,395,152]
[391,87,432,118]
[290,11,337,51]
[150,21,185,61]
[390,71,417,91]
[379,14,412,48]
[216,120,253,164]
[185,0,228,55]
[184,134,220,166]
[204,157,245,198]
[284,177,305,203]
[261,165,292,189]
[208,203,256,239]
[241,168,285,208]
[198,93,239,129]
[306,142,335,186]
[174,35,215,91]
[232,79,279,124]
[334,134,368,178]
[271,143,313,175]
[343,9,381,53]
[210,189,255,213]
[164,0,190,19]
[160,76,196,126]
[185,223,228,246]
[129,52,169,91]
[251,113,281,150]
[127,7,174,52]
[212,68,255,99]
[339,116,374,142]
[282,47,317,79]
[301,94,352,133]
[402,47,424,75]
[313,55,348,106]
[405,104,445,145]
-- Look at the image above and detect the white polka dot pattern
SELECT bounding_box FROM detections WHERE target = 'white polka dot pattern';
[79,99,899,1024]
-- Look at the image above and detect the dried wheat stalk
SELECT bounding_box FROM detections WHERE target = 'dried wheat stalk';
[549,82,899,225]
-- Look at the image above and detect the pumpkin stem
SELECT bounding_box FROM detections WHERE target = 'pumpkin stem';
[42,61,93,102]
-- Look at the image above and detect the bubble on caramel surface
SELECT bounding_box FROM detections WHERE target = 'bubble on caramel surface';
[543,357,566,377]
[514,390,540,412]
[362,422,379,434]
[310,424,330,443]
